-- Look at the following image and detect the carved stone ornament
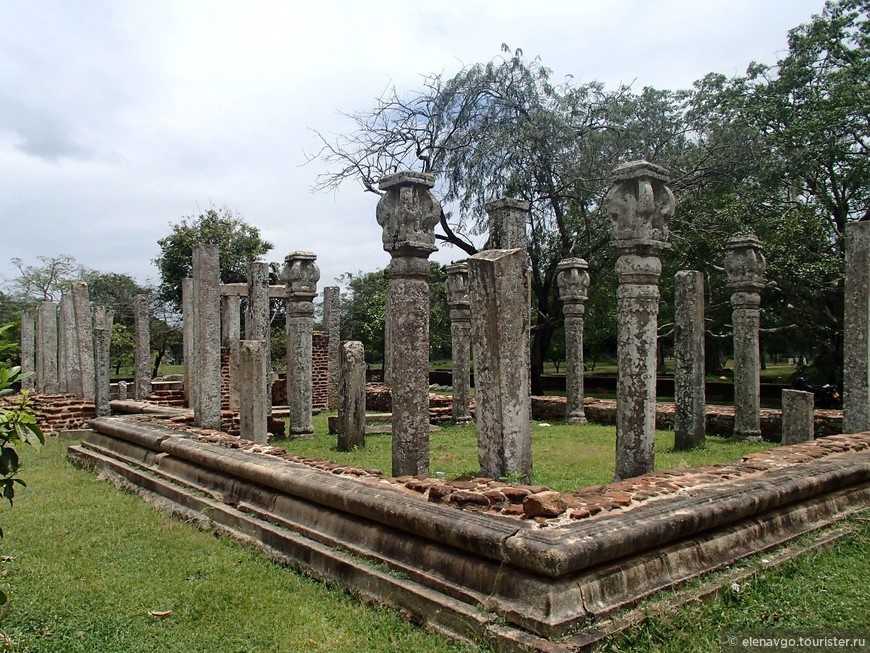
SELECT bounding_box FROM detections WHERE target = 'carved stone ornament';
[724,235,766,292]
[376,171,440,258]
[606,160,674,249]
[445,263,470,307]
[284,251,320,299]
[556,258,591,303]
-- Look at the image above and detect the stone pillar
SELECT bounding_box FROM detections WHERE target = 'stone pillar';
[469,249,532,482]
[239,340,269,444]
[192,245,222,429]
[725,235,766,439]
[117,380,128,401]
[222,294,242,411]
[93,307,114,416]
[485,198,529,250]
[674,270,706,450]
[842,221,870,433]
[446,263,472,425]
[323,286,341,410]
[606,160,674,480]
[383,311,393,387]
[377,172,440,476]
[20,311,35,392]
[182,278,195,410]
[781,389,814,445]
[285,252,320,437]
[36,301,59,394]
[246,261,272,412]
[72,282,95,401]
[556,258,591,424]
[337,340,366,451]
[58,293,79,395]
[133,293,151,401]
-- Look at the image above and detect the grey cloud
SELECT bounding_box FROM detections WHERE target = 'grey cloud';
[0,92,91,162]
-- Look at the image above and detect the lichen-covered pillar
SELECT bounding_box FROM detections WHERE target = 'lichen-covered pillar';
[323,286,341,410]
[285,252,320,438]
[557,258,591,424]
[58,293,78,395]
[485,198,529,250]
[221,294,242,411]
[606,160,674,480]
[36,301,59,394]
[192,245,222,429]
[246,262,272,412]
[133,293,151,401]
[843,221,870,433]
[376,171,440,477]
[674,270,706,449]
[446,263,472,425]
[383,310,393,387]
[337,340,366,451]
[93,307,114,416]
[781,389,814,445]
[239,339,269,444]
[20,311,35,392]
[725,235,766,440]
[182,278,195,410]
[72,282,95,401]
[469,249,532,482]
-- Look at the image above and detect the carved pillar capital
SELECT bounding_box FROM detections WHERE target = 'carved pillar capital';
[284,251,320,302]
[725,235,765,307]
[376,172,440,260]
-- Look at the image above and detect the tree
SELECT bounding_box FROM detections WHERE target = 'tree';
[6,254,79,303]
[153,207,274,310]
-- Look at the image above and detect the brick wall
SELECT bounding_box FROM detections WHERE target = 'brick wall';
[1,393,96,435]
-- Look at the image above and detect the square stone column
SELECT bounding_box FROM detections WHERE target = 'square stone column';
[182,278,196,410]
[725,235,766,439]
[843,221,870,433]
[133,293,151,401]
[606,160,674,480]
[377,171,440,476]
[192,245,222,429]
[72,282,96,401]
[58,292,79,395]
[337,340,366,451]
[469,249,532,483]
[20,311,35,392]
[674,270,706,449]
[93,307,114,416]
[36,301,59,394]
[245,261,272,412]
[239,339,269,444]
[323,286,341,410]
[285,252,320,437]
[485,198,529,251]
[446,263,472,425]
[556,258,591,424]
[781,389,814,445]
[221,294,241,411]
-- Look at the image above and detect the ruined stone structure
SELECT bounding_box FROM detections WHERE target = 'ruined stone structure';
[72,282,96,401]
[469,248,532,483]
[182,277,195,410]
[285,251,320,437]
[93,307,114,417]
[445,263,472,425]
[376,171,440,476]
[245,261,271,411]
[221,293,241,411]
[323,286,341,410]
[58,293,78,395]
[725,235,766,439]
[192,245,222,429]
[674,270,706,449]
[337,340,366,451]
[782,389,814,445]
[20,311,35,391]
[239,339,269,444]
[36,301,59,394]
[843,220,870,433]
[485,197,529,250]
[133,293,151,402]
[556,258,590,425]
[607,161,674,479]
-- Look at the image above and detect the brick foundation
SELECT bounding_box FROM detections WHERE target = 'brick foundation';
[1,393,96,435]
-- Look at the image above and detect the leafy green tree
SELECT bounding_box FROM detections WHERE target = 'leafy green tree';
[110,323,135,376]
[339,269,389,366]
[7,255,79,303]
[153,207,274,310]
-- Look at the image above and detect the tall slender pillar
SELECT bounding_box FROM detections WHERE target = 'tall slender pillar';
[337,340,366,452]
[245,261,272,412]
[192,245,222,429]
[843,221,870,433]
[182,278,195,410]
[725,235,765,439]
[239,339,269,444]
[93,307,114,416]
[72,282,95,401]
[20,311,35,391]
[36,301,59,394]
[285,252,320,437]
[446,263,472,425]
[557,258,591,424]
[133,293,151,401]
[376,171,440,476]
[485,198,529,251]
[58,293,78,395]
[323,286,341,410]
[607,160,674,480]
[221,294,242,411]
[674,270,706,449]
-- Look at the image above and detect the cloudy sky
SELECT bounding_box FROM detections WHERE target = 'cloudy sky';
[1,0,826,298]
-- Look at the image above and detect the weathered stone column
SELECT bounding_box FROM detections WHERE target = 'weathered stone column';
[133,293,151,401]
[725,235,766,439]
[72,282,95,401]
[556,258,591,424]
[192,245,222,429]
[239,339,269,444]
[446,263,472,425]
[843,221,870,433]
[674,270,706,449]
[246,262,272,412]
[376,171,440,477]
[20,311,35,392]
[182,278,195,410]
[323,286,341,410]
[36,301,59,394]
[485,198,529,250]
[337,341,366,451]
[221,294,242,411]
[285,252,320,438]
[58,293,78,395]
[469,249,532,482]
[383,311,393,387]
[606,160,674,480]
[93,307,114,416]
[781,389,814,445]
